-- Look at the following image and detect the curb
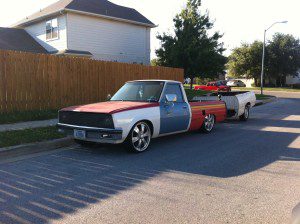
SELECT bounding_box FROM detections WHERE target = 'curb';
[0,119,58,133]
[0,137,74,160]
[255,97,277,107]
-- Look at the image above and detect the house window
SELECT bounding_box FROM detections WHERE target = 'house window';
[46,18,59,40]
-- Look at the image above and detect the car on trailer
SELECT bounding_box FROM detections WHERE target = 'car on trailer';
[194,81,231,92]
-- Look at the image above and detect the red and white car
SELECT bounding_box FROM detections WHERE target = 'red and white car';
[194,81,231,92]
[58,80,227,153]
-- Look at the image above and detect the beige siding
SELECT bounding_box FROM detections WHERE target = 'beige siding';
[24,15,67,52]
[67,13,150,65]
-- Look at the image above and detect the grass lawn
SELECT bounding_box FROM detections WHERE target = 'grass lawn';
[255,94,275,100]
[185,89,210,100]
[233,87,300,92]
[0,110,58,125]
[0,126,66,148]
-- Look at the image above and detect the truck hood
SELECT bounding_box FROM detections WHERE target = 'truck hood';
[61,101,159,114]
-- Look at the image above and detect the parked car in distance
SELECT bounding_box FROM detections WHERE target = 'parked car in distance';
[57,80,227,153]
[227,80,246,87]
[194,81,231,92]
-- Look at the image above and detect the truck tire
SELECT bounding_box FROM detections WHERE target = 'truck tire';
[125,121,152,153]
[239,105,250,121]
[201,114,215,133]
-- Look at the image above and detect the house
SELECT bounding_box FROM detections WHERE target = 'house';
[286,71,300,85]
[0,0,155,65]
[226,71,300,87]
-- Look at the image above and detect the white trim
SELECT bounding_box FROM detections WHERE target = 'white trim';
[13,11,63,28]
[45,18,60,41]
[61,53,92,57]
[65,9,157,28]
[46,36,59,42]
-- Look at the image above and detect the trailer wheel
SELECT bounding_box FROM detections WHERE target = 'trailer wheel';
[201,114,215,133]
[239,105,250,121]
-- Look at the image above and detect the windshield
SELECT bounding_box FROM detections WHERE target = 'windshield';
[111,81,165,102]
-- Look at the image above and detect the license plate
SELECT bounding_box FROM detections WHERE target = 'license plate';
[74,130,86,140]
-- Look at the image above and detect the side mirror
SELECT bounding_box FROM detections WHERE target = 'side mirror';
[107,94,112,101]
[218,94,222,101]
[166,94,177,103]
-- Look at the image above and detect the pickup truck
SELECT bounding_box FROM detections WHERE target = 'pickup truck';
[58,80,227,153]
[194,81,231,92]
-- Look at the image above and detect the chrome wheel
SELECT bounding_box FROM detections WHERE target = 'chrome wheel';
[203,114,215,132]
[131,122,151,152]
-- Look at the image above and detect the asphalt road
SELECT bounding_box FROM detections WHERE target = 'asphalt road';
[0,91,299,224]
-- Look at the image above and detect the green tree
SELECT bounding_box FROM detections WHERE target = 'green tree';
[267,33,300,86]
[151,58,159,66]
[228,33,300,87]
[227,41,263,86]
[155,0,226,89]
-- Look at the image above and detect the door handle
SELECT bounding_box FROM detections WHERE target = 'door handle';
[183,106,188,109]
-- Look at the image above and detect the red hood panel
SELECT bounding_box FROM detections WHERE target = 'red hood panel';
[61,101,159,114]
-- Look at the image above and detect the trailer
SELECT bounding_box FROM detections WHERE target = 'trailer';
[193,91,256,121]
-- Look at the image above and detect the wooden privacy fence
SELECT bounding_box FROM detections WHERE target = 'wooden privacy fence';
[0,50,184,113]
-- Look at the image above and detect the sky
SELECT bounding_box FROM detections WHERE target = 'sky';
[0,0,299,58]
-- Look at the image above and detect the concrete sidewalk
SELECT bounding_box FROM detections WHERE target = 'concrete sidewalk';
[0,119,58,133]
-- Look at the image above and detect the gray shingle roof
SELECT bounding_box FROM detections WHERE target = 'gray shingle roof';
[13,0,155,27]
[0,27,48,53]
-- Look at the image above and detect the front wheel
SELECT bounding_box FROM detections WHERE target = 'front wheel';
[239,105,250,121]
[125,122,152,153]
[201,114,215,133]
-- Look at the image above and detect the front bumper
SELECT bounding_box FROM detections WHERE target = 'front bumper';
[57,123,123,144]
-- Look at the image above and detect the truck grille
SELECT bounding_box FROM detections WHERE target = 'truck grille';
[59,111,114,129]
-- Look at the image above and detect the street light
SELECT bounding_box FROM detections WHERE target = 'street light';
[260,21,288,95]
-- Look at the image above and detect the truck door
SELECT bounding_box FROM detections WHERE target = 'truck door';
[159,83,190,134]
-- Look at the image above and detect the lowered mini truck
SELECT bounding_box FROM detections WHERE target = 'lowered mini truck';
[58,80,227,153]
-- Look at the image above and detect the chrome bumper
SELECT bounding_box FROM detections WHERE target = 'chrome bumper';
[57,123,123,143]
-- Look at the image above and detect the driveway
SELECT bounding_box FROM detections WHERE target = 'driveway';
[0,93,299,224]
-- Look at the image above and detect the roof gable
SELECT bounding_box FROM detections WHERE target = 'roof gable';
[0,27,48,54]
[13,0,155,28]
